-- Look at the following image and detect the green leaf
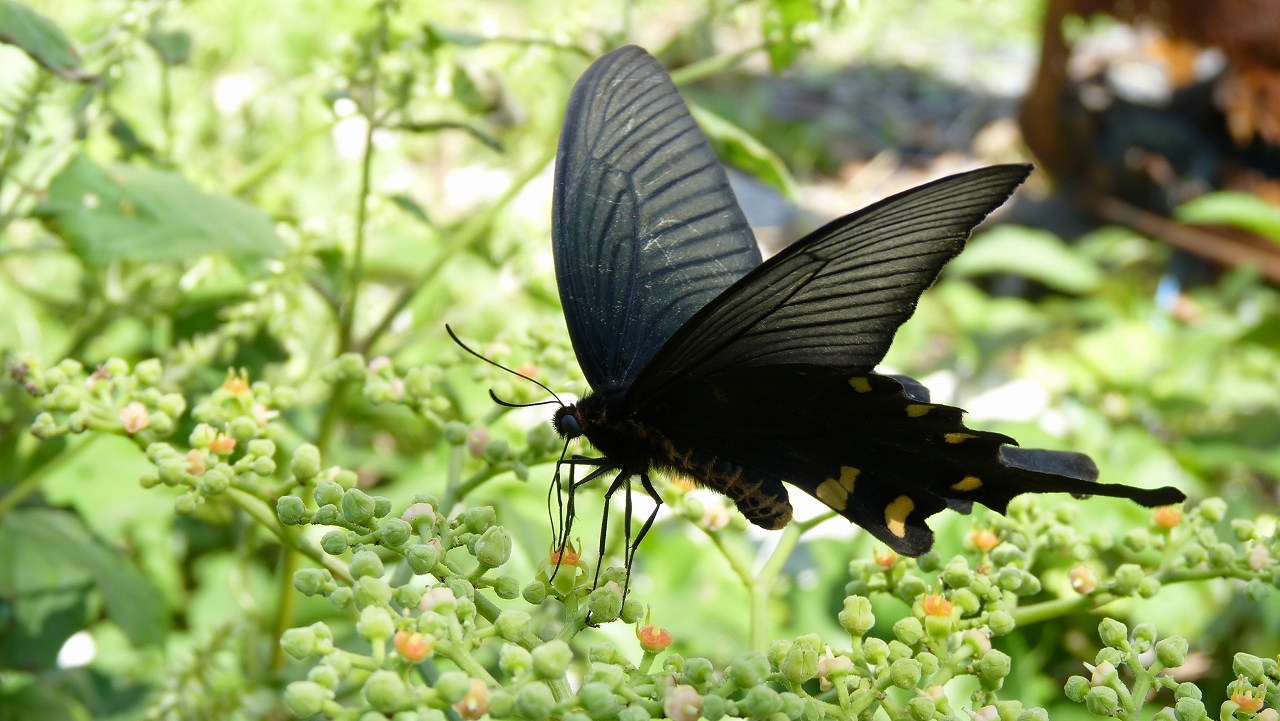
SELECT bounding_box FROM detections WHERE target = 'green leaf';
[390,194,432,227]
[1174,191,1280,243]
[947,225,1102,294]
[762,0,818,72]
[690,104,799,202]
[424,22,486,52]
[0,0,92,81]
[4,509,166,646]
[35,154,283,265]
[144,27,191,66]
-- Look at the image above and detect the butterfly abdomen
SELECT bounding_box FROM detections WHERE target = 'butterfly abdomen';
[651,435,794,530]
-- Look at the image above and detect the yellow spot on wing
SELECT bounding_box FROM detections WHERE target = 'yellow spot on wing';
[839,466,860,491]
[885,496,914,538]
[848,377,872,393]
[816,479,848,511]
[945,433,977,444]
[952,475,982,491]
[906,404,932,418]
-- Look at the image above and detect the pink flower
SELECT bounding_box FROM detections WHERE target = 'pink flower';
[119,402,151,434]
[454,678,489,720]
[663,685,701,721]
[465,428,490,458]
[209,433,237,454]
[186,449,208,476]
[1069,565,1098,594]
[637,625,673,652]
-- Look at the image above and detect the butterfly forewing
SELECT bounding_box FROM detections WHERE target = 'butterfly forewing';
[553,46,761,393]
[628,165,1032,400]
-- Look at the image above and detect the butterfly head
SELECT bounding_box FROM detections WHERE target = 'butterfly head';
[553,405,583,439]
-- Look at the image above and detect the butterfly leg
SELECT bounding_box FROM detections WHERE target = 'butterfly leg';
[619,471,663,598]
[592,471,630,589]
[553,464,613,581]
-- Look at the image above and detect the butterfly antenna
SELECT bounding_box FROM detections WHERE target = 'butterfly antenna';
[445,324,563,405]
[489,390,562,409]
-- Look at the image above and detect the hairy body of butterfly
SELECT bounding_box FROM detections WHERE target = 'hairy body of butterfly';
[540,44,1186,560]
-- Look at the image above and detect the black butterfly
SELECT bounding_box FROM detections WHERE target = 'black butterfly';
[514,45,1186,561]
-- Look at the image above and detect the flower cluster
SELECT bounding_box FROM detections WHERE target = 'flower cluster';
[12,355,186,441]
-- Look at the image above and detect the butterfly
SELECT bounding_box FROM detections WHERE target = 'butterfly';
[493,45,1186,563]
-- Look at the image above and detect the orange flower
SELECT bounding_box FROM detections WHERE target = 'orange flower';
[875,550,897,568]
[637,624,673,652]
[223,375,250,394]
[454,678,489,720]
[1153,505,1182,529]
[549,542,580,567]
[209,433,237,455]
[921,594,953,617]
[185,449,208,476]
[1232,691,1265,714]
[393,631,433,662]
[970,529,999,551]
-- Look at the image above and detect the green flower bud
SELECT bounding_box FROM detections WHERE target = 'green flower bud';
[198,466,231,495]
[308,664,341,689]
[493,574,520,600]
[284,681,331,718]
[1174,697,1206,721]
[500,643,533,677]
[1208,543,1235,569]
[343,488,376,525]
[740,686,782,719]
[249,456,275,476]
[728,651,771,687]
[293,568,336,596]
[1084,686,1120,717]
[433,670,471,704]
[894,617,924,646]
[587,584,623,623]
[1098,618,1129,649]
[380,518,412,548]
[277,495,306,525]
[1175,683,1201,702]
[280,627,317,659]
[863,637,889,665]
[1064,676,1090,702]
[907,697,935,721]
[484,437,511,463]
[246,438,274,457]
[1016,709,1048,721]
[917,651,939,676]
[405,543,440,574]
[1138,576,1162,598]
[355,576,393,607]
[838,596,875,636]
[977,650,1011,690]
[1245,578,1271,601]
[621,598,644,624]
[157,393,186,418]
[291,444,321,481]
[1131,623,1156,652]
[1112,564,1145,595]
[270,385,297,408]
[1233,652,1267,684]
[702,694,728,721]
[1123,529,1151,553]
[138,471,160,489]
[996,567,1023,592]
[586,662,625,690]
[953,588,981,615]
[991,543,1025,566]
[532,639,573,679]
[896,575,928,602]
[1199,497,1226,523]
[768,639,792,668]
[516,682,555,721]
[987,611,1015,636]
[495,610,532,642]
[523,580,549,605]
[942,556,973,588]
[489,689,515,719]
[889,658,921,689]
[132,358,162,385]
[443,421,468,445]
[917,550,942,573]
[365,670,409,713]
[887,640,913,662]
[476,526,513,568]
[1182,544,1207,566]
[145,411,172,437]
[313,504,339,525]
[334,469,358,489]
[681,657,714,688]
[228,415,258,442]
[447,578,473,600]
[463,506,498,533]
[67,411,90,433]
[778,693,804,721]
[393,585,424,609]
[577,682,618,720]
[618,705,650,721]
[781,643,818,684]
[357,605,395,641]
[312,478,342,507]
[329,586,353,608]
[174,492,200,515]
[350,550,384,579]
[373,496,392,518]
[1095,647,1125,667]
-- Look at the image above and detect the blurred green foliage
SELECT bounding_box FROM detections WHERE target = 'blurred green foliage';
[0,0,1279,720]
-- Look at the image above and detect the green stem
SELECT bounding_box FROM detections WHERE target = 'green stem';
[0,435,101,521]
[357,147,557,355]
[440,443,467,512]
[337,2,390,354]
[669,45,763,86]
[225,487,354,584]
[314,380,349,456]
[749,522,803,653]
[227,122,334,196]
[269,547,301,671]
[706,529,755,587]
[436,639,498,684]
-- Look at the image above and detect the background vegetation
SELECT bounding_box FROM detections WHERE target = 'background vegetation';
[1,0,1279,719]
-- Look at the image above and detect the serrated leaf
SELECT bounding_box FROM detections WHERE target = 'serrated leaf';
[947,225,1102,294]
[1174,190,1280,244]
[5,509,166,646]
[690,104,799,202]
[35,154,283,265]
[0,0,92,81]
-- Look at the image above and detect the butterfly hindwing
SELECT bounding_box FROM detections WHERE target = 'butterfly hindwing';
[646,368,1182,554]
[553,45,761,392]
[629,165,1032,399]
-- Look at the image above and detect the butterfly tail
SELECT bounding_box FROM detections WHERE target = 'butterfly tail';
[959,446,1186,511]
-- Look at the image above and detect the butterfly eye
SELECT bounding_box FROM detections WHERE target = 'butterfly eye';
[554,408,582,439]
